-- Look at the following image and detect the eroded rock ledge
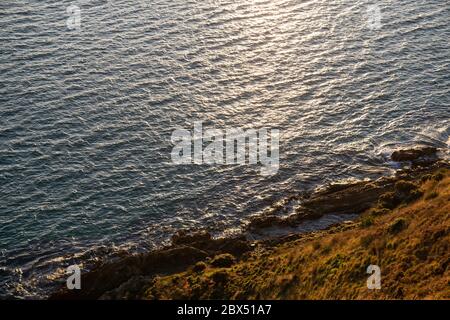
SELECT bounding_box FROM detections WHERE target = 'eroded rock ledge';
[391,146,438,163]
[247,146,442,231]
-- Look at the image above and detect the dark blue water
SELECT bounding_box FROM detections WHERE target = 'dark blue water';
[0,0,449,298]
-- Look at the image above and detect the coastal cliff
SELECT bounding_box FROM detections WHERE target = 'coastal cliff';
[51,148,450,300]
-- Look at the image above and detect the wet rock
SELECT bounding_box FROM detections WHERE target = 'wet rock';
[247,215,285,230]
[302,179,394,216]
[171,230,252,257]
[391,147,437,162]
[171,230,212,246]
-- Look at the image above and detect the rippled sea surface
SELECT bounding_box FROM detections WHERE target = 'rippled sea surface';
[1,0,449,298]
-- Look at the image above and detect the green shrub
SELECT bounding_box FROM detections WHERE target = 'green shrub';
[380,181,423,209]
[425,191,438,200]
[406,189,423,202]
[414,248,428,261]
[361,215,375,228]
[395,180,418,194]
[192,261,207,273]
[210,253,236,268]
[321,245,332,254]
[211,270,229,283]
[379,192,399,209]
[388,218,407,234]
[370,207,390,216]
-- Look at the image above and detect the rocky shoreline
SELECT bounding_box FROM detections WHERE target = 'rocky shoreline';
[49,146,449,299]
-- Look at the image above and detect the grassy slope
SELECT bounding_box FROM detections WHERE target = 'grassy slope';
[142,169,449,300]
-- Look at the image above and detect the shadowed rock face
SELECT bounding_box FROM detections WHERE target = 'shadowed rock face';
[391,147,437,162]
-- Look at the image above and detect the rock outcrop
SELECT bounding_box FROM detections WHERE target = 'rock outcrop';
[247,178,396,231]
[391,146,438,163]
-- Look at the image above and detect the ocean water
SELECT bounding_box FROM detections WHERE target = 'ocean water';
[0,0,449,298]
